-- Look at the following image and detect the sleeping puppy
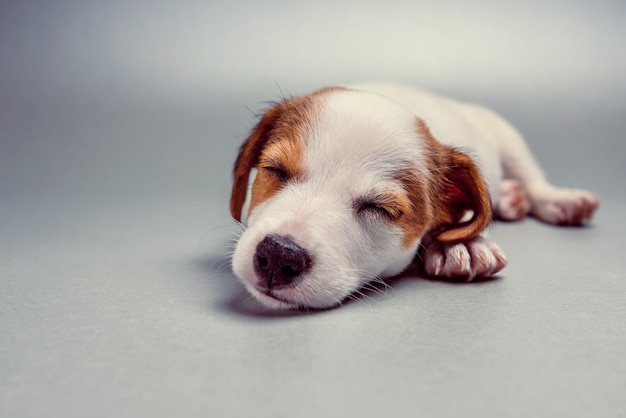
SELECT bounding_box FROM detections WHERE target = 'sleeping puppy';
[229,83,599,310]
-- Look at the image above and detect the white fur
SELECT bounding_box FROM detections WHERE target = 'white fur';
[232,83,599,309]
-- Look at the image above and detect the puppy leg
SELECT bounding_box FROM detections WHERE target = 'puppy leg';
[495,179,531,221]
[525,185,600,226]
[421,235,507,281]
[497,128,600,225]
[460,104,599,225]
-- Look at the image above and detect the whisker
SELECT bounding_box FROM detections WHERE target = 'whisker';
[216,258,232,273]
[349,288,379,306]
[360,281,390,298]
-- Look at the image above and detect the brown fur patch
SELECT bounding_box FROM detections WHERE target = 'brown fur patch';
[230,87,346,221]
[416,118,492,244]
[248,139,304,214]
[395,172,433,248]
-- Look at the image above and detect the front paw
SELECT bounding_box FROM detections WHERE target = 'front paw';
[421,236,507,281]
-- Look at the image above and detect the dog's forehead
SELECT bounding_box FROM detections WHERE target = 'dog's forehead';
[303,90,426,181]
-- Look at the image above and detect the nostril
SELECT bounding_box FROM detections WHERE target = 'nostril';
[281,265,299,279]
[256,254,269,269]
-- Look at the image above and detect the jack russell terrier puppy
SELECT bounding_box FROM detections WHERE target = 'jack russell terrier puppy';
[229,83,599,310]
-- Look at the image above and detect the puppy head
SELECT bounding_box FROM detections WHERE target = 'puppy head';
[230,88,491,309]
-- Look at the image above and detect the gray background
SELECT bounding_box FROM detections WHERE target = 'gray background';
[1,1,625,417]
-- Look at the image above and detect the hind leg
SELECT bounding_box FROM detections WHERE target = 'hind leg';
[497,180,599,225]
[527,185,599,226]
[458,104,599,226]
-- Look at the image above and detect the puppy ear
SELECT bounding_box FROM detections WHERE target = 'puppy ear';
[431,148,492,244]
[230,106,283,221]
[417,119,492,244]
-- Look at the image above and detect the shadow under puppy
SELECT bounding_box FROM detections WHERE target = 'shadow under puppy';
[229,83,599,310]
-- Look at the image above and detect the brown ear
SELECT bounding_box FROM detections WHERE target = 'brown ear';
[433,149,492,244]
[416,118,492,244]
[229,105,283,221]
[430,147,493,244]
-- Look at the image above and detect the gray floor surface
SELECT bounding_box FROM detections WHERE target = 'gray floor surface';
[2,2,626,418]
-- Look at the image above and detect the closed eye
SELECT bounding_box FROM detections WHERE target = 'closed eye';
[261,165,289,182]
[356,199,403,220]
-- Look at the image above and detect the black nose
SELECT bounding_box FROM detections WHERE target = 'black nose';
[253,234,312,288]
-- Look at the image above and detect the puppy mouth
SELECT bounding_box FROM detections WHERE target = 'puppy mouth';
[254,286,301,308]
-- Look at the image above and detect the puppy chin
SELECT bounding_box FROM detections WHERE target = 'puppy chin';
[242,281,343,311]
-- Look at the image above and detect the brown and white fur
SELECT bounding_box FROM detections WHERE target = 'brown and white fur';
[229,83,599,310]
